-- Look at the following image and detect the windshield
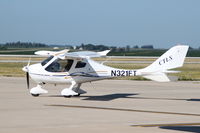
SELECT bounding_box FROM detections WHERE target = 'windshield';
[45,59,74,72]
[41,56,54,66]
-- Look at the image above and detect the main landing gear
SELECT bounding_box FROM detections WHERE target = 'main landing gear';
[61,81,86,98]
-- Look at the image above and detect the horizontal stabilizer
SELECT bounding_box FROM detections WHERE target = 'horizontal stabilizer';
[143,73,170,82]
[143,73,179,82]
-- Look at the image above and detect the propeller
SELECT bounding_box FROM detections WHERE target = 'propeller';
[26,71,30,89]
[22,58,31,89]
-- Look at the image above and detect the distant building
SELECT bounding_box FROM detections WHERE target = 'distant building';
[141,45,154,49]
[53,47,59,50]
[73,46,77,50]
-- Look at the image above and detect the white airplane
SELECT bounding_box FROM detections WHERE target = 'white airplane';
[22,45,189,97]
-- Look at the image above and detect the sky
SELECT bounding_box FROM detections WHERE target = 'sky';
[0,0,200,48]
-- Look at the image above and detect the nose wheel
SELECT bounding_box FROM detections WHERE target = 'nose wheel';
[30,84,48,97]
[31,93,40,97]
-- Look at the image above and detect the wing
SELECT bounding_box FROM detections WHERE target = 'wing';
[35,49,69,56]
[61,50,110,59]
[35,49,110,59]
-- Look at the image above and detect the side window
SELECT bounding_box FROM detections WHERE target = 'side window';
[45,59,74,72]
[64,60,74,71]
[75,61,86,68]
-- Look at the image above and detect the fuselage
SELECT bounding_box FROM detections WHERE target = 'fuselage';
[28,56,138,84]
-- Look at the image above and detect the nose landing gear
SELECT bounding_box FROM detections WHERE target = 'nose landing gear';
[30,84,48,97]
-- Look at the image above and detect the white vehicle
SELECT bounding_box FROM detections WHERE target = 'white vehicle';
[22,45,189,97]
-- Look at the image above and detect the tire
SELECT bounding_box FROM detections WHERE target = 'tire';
[31,93,40,97]
[63,95,72,98]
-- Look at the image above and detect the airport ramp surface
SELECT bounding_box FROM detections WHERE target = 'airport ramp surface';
[1,77,200,133]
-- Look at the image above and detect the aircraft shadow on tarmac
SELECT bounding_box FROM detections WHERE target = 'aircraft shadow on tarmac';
[128,97,200,102]
[160,126,200,133]
[81,93,138,101]
[47,93,138,101]
[81,95,200,102]
[47,93,200,102]
[187,99,200,102]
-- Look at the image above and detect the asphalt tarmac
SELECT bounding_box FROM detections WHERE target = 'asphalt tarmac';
[1,77,200,133]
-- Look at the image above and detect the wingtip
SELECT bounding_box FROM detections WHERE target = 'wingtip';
[98,50,111,56]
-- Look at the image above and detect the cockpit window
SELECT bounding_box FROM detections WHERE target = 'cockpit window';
[75,61,86,68]
[41,56,54,66]
[45,59,74,72]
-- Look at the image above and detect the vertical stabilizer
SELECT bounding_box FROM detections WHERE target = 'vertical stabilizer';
[139,45,189,82]
[141,45,189,73]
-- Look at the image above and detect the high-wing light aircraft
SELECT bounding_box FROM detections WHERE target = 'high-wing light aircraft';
[22,45,189,97]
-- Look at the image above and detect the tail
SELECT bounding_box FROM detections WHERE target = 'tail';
[138,45,189,82]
